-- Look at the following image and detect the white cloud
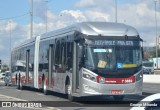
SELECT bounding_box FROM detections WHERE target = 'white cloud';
[5,21,17,32]
[1,0,160,64]
[84,10,110,21]
[0,20,17,35]
[59,10,87,24]
[74,0,160,46]
[0,39,4,51]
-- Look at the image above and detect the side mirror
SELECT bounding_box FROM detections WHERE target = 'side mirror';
[79,63,83,68]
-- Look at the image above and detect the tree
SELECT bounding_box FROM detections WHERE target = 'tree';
[150,49,160,58]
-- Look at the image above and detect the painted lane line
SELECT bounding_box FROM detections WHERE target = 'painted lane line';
[124,97,139,101]
[71,102,84,106]
[36,93,44,96]
[0,94,60,110]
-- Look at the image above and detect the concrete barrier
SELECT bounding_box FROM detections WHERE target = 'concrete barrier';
[143,74,160,84]
[154,70,160,74]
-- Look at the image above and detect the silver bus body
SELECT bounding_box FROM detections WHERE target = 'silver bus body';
[11,22,143,100]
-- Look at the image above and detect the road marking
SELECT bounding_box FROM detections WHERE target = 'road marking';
[71,102,84,106]
[1,95,27,101]
[36,93,44,96]
[0,94,26,101]
[56,97,60,99]
[0,94,60,110]
[124,97,140,101]
[10,106,61,110]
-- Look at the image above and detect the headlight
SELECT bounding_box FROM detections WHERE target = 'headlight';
[136,71,143,81]
[82,70,97,82]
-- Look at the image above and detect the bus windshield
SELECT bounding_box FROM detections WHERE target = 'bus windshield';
[84,46,142,69]
[116,46,142,69]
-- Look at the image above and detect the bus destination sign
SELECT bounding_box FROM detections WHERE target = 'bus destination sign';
[94,40,139,46]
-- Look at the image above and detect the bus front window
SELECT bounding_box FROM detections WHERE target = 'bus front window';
[84,46,142,70]
[85,46,116,69]
[116,47,142,68]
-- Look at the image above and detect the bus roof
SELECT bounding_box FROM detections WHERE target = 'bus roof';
[41,22,139,39]
[12,22,140,50]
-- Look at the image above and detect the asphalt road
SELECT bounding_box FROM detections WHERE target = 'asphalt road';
[0,80,159,110]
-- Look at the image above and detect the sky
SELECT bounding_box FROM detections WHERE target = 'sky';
[0,0,160,64]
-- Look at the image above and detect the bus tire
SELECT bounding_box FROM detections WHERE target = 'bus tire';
[43,78,48,95]
[17,74,20,89]
[65,82,75,101]
[113,95,124,101]
[19,79,23,90]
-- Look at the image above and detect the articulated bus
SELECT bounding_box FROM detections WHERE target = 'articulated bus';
[11,22,143,101]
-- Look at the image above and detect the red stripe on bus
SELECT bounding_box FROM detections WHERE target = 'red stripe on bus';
[38,75,42,85]
[46,76,49,86]
[97,75,135,84]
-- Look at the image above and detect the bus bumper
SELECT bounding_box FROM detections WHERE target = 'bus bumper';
[79,78,143,97]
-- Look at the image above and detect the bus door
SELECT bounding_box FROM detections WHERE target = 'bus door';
[48,45,53,88]
[72,42,79,93]
[54,40,62,89]
[26,50,30,84]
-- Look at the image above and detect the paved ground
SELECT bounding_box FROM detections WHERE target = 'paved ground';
[0,80,159,110]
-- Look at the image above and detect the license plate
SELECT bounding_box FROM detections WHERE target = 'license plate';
[111,90,123,94]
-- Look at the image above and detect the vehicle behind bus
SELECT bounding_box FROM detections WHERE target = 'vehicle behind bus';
[142,61,154,74]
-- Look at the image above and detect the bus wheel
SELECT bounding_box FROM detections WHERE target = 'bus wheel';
[17,74,20,89]
[65,83,75,101]
[43,79,48,95]
[19,80,23,90]
[113,95,124,101]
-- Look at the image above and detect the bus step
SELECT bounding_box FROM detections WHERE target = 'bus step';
[76,88,80,93]
[72,93,79,97]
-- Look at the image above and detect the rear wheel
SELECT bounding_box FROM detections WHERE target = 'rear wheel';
[19,79,23,90]
[17,74,23,90]
[17,74,20,89]
[113,95,124,101]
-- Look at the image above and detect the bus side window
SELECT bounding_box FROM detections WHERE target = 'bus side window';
[55,40,61,69]
[61,39,64,66]
[66,42,73,70]
[62,40,67,71]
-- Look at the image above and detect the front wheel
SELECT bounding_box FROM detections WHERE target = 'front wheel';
[113,95,124,101]
[43,79,48,95]
[19,79,23,90]
[65,83,75,101]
